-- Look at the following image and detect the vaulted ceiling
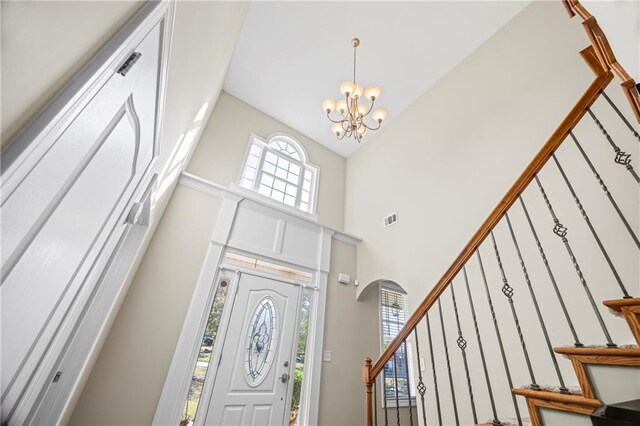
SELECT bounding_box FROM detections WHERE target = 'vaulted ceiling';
[224,1,531,157]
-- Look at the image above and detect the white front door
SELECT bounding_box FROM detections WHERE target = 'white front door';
[204,273,302,426]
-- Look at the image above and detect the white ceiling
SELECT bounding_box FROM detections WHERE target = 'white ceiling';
[224,1,530,157]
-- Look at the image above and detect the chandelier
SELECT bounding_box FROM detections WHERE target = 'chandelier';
[322,38,387,143]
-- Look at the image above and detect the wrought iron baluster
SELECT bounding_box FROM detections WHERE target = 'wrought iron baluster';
[570,131,640,249]
[413,329,428,426]
[383,363,389,425]
[374,378,378,426]
[463,266,500,426]
[392,351,401,426]
[587,108,640,183]
[535,175,616,346]
[518,195,582,347]
[601,91,640,144]
[477,249,523,426]
[402,340,415,426]
[505,212,568,392]
[552,153,631,298]
[490,230,539,390]
[438,298,460,426]
[426,312,443,426]
[383,375,389,426]
[450,282,477,424]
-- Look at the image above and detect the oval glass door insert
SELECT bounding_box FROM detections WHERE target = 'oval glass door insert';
[245,296,278,386]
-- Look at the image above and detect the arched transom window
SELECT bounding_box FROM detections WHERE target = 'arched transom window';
[239,134,318,213]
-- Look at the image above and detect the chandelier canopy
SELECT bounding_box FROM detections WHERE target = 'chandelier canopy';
[322,38,387,143]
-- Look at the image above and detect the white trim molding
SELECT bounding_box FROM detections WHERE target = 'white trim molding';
[179,172,361,245]
[155,172,361,426]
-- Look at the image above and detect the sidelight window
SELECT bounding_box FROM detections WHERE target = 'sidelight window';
[180,277,231,424]
[380,282,415,405]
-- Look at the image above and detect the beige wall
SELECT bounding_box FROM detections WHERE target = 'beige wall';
[345,1,639,424]
[319,242,413,425]
[69,185,223,425]
[318,240,377,426]
[187,91,347,231]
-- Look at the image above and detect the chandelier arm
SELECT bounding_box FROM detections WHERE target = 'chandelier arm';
[363,98,375,116]
[364,120,382,131]
[326,112,346,124]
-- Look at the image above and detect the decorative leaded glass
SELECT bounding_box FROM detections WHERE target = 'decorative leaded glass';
[245,297,278,386]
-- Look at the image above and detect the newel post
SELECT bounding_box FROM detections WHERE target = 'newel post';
[363,357,373,426]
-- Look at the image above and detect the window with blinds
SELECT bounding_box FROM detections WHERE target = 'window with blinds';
[380,285,415,404]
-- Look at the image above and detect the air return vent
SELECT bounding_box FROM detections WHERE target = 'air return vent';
[383,212,398,228]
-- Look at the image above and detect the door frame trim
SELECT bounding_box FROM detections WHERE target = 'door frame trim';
[153,190,335,426]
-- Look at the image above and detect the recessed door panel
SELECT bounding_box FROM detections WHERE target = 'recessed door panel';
[1,98,140,398]
[250,405,273,426]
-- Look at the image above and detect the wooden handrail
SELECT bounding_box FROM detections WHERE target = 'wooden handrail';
[564,0,640,122]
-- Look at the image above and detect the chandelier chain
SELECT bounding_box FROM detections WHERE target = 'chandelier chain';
[353,42,357,86]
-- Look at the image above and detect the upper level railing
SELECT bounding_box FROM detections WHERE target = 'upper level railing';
[363,1,640,425]
[562,0,640,122]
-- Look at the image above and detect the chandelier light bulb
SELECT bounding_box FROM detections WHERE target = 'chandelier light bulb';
[357,103,368,116]
[322,99,336,113]
[339,81,356,97]
[335,99,348,114]
[356,125,367,136]
[332,123,344,137]
[372,108,388,123]
[352,84,364,99]
[365,85,381,101]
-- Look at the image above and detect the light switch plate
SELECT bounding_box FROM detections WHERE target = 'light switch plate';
[322,350,332,362]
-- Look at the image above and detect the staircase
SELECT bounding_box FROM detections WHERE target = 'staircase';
[362,1,640,425]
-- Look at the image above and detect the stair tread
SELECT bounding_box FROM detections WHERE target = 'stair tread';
[477,418,532,426]
[603,298,640,311]
[555,345,640,356]
[512,387,600,407]
[520,384,583,396]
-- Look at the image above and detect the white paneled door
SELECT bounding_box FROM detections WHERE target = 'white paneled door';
[0,2,173,422]
[204,273,301,426]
